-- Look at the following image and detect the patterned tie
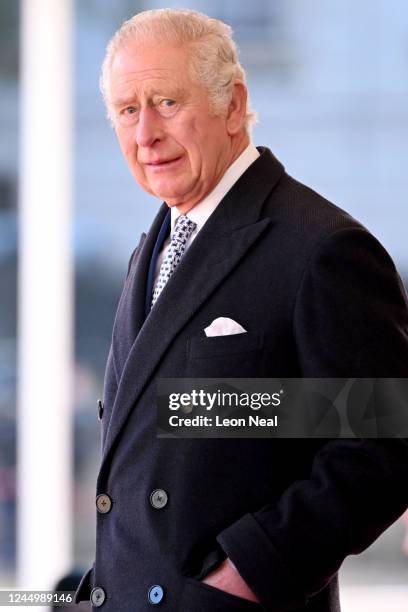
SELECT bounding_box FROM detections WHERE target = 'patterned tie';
[151,214,197,307]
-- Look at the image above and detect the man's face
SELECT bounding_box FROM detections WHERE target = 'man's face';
[109,41,235,212]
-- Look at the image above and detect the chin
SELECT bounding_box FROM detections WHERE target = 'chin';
[152,188,190,206]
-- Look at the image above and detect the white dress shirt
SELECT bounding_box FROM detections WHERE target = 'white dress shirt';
[154,143,260,283]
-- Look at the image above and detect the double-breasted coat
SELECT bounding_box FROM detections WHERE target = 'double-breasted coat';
[76,148,408,611]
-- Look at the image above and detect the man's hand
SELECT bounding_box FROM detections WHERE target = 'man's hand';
[202,558,260,603]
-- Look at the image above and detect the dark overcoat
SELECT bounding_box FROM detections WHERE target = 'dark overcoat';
[76,148,408,611]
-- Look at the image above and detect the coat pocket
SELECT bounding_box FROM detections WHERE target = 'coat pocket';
[186,331,264,378]
[188,331,264,359]
[180,577,262,611]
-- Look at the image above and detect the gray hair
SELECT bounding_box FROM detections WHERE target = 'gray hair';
[101,8,257,132]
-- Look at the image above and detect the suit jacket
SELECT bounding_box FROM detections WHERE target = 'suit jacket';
[76,147,408,611]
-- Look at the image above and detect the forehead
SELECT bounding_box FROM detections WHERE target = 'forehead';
[109,40,195,99]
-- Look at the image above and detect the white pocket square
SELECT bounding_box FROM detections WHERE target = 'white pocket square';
[204,317,247,337]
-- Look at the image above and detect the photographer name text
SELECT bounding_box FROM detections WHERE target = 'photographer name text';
[168,414,278,428]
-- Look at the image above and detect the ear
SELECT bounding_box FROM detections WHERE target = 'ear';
[226,81,248,135]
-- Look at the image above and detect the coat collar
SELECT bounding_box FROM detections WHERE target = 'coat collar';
[100,147,284,472]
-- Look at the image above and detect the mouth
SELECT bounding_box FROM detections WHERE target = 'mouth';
[145,157,183,169]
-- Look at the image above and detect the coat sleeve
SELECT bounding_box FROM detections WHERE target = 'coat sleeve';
[215,226,408,610]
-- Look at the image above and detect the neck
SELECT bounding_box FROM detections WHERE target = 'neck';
[230,130,251,165]
[176,131,251,215]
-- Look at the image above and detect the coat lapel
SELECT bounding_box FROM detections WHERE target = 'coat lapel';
[111,204,168,377]
[101,148,284,468]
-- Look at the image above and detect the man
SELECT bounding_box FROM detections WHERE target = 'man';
[75,9,408,611]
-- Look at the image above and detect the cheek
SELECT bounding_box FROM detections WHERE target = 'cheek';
[116,129,135,158]
[123,141,136,162]
[183,138,206,175]
[185,121,220,166]
[173,119,201,157]
[120,139,143,175]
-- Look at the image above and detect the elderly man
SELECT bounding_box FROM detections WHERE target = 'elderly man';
[75,9,408,612]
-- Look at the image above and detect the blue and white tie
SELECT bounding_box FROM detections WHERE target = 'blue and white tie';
[151,214,197,308]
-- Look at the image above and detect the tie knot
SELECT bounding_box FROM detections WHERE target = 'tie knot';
[172,215,196,245]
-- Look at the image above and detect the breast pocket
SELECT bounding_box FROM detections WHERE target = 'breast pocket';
[186,331,264,378]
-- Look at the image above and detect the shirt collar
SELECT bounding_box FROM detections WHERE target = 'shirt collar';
[170,143,260,233]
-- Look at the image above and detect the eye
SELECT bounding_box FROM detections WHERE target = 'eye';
[157,99,178,116]
[118,106,139,126]
[160,99,175,107]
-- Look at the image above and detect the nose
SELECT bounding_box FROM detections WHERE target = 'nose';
[135,106,164,148]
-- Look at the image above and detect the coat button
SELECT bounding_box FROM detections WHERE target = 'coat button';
[148,585,164,605]
[97,399,104,420]
[96,493,112,514]
[150,489,168,509]
[90,586,106,607]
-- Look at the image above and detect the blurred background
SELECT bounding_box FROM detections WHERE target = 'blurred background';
[0,0,407,610]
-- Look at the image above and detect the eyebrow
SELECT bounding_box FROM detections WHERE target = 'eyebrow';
[111,94,139,108]
[111,87,184,109]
